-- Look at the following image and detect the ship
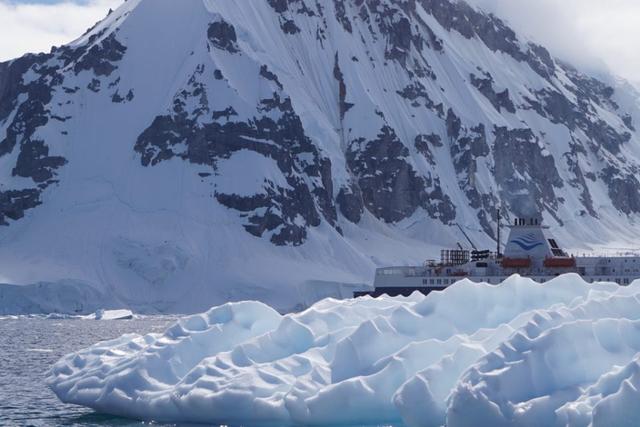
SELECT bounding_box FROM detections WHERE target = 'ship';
[357,211,640,297]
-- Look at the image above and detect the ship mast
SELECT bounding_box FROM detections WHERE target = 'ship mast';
[496,207,502,258]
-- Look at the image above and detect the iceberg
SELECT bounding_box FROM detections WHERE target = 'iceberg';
[48,274,640,426]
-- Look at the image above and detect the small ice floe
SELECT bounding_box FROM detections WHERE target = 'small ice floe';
[85,309,135,321]
[26,348,54,353]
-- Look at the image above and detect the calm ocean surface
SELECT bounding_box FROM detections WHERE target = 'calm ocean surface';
[0,316,178,426]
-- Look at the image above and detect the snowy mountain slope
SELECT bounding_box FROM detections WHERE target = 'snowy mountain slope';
[1,0,640,312]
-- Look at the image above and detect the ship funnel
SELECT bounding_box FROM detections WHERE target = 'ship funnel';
[504,216,554,259]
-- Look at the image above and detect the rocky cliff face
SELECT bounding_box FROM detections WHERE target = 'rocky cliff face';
[1,0,639,312]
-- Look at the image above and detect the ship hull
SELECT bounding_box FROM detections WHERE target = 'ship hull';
[359,270,640,298]
[354,286,445,298]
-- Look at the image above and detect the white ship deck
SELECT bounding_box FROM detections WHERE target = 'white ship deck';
[363,216,640,297]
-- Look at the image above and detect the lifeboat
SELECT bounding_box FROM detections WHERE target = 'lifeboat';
[543,257,576,268]
[451,271,469,277]
[501,257,531,268]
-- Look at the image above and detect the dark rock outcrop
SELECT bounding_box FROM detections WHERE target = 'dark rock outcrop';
[347,125,455,223]
[420,0,555,79]
[208,20,240,53]
[493,127,563,218]
[0,28,128,225]
[0,189,42,225]
[135,64,338,246]
[470,72,515,113]
[337,183,364,223]
[71,34,127,76]
[600,167,640,215]
[333,53,354,120]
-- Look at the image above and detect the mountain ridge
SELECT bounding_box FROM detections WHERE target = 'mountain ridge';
[1,0,640,312]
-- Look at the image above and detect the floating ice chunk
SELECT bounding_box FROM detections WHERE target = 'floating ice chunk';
[89,309,135,320]
[47,275,640,426]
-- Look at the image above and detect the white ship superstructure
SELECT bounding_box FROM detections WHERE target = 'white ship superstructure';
[360,216,640,297]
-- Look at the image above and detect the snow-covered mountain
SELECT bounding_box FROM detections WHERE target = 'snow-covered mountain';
[1,0,640,312]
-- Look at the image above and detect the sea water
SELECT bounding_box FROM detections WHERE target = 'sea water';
[0,316,176,426]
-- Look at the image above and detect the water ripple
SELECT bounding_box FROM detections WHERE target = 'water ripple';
[0,317,175,426]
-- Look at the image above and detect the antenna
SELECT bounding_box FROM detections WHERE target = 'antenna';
[455,223,478,250]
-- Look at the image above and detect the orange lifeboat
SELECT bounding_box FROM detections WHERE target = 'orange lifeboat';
[543,257,576,268]
[501,257,531,268]
[451,271,469,277]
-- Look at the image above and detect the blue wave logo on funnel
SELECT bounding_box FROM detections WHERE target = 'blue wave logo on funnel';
[510,233,544,251]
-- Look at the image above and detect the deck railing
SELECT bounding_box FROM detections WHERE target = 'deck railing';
[376,267,427,277]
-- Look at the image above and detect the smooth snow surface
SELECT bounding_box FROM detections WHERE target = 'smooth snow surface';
[48,274,640,426]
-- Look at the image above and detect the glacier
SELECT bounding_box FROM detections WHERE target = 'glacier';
[0,280,120,315]
[48,274,640,426]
